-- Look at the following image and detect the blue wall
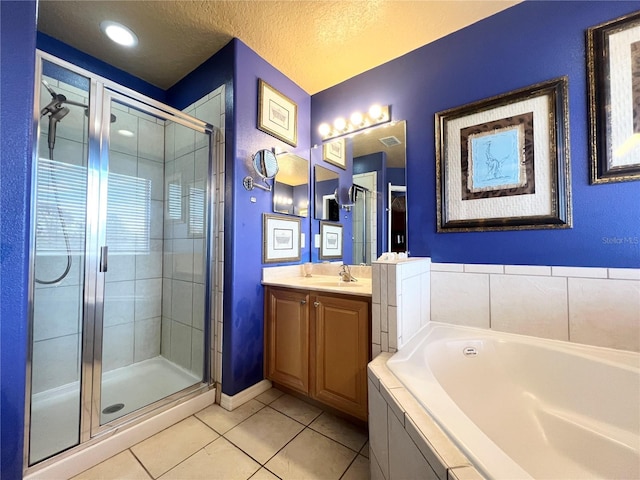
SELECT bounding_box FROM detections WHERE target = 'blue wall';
[312,1,640,268]
[224,40,311,395]
[1,2,36,477]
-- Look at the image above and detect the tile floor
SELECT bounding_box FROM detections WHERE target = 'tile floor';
[72,388,370,480]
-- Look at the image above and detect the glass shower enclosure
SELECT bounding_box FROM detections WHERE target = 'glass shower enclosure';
[26,52,216,466]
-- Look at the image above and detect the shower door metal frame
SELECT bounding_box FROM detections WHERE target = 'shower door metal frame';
[25,51,218,468]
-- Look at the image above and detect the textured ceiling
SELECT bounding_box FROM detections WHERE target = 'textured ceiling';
[37,0,519,94]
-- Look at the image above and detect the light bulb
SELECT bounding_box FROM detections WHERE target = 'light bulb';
[334,117,347,131]
[350,112,363,127]
[318,123,331,137]
[369,104,382,120]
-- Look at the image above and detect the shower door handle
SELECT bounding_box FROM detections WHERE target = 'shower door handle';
[99,246,109,273]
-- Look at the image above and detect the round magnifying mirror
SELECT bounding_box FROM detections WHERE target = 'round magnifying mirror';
[253,149,279,180]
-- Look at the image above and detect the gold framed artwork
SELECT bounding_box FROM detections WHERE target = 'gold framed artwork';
[322,138,346,170]
[258,79,298,147]
[587,11,640,184]
[435,77,572,232]
[262,213,301,263]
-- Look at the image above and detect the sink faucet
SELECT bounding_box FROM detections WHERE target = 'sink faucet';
[339,264,357,282]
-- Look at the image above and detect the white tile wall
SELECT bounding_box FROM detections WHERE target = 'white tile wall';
[31,83,227,392]
[372,258,430,354]
[429,261,640,352]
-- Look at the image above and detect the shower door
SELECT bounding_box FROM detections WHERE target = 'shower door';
[27,53,214,466]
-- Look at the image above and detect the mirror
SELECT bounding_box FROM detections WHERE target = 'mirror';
[273,152,309,217]
[314,165,340,221]
[351,120,406,264]
[253,149,279,179]
[243,149,279,191]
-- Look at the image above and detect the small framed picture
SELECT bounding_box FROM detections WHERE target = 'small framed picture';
[587,11,640,184]
[258,79,298,147]
[435,77,571,232]
[263,213,301,263]
[323,138,346,170]
[320,221,343,260]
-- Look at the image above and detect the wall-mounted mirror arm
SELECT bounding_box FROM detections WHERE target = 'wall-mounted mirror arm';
[243,148,279,192]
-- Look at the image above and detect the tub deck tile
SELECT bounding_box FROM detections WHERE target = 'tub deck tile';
[380,384,405,426]
[447,465,485,480]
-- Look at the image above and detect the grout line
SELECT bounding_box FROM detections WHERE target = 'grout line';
[128,447,156,480]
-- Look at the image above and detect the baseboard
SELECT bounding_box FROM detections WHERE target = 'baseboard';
[219,379,272,411]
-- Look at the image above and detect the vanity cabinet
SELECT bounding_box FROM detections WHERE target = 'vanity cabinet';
[264,286,371,421]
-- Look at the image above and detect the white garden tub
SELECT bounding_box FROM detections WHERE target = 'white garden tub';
[386,322,640,479]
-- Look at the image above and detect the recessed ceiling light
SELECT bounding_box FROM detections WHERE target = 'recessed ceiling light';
[100,21,138,47]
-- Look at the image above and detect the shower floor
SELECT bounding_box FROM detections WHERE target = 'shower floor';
[29,356,200,465]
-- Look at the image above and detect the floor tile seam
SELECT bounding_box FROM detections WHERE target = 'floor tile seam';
[192,412,226,437]
[198,402,268,436]
[122,448,155,478]
[337,450,362,480]
[268,404,323,427]
[128,446,162,479]
[259,426,310,469]
[149,435,224,479]
[305,424,367,454]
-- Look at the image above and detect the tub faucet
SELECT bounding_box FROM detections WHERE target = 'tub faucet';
[339,264,357,282]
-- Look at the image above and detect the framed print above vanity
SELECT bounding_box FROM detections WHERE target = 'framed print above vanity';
[258,79,298,147]
[323,138,346,169]
[319,221,343,260]
[263,213,301,263]
[435,77,571,232]
[587,11,640,184]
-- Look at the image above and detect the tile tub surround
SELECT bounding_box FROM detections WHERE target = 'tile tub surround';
[368,353,480,480]
[430,263,640,352]
[372,258,431,358]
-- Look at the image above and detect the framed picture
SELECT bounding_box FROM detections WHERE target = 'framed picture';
[323,138,346,170]
[258,79,298,147]
[435,77,571,232]
[319,221,343,259]
[262,213,301,263]
[587,11,640,184]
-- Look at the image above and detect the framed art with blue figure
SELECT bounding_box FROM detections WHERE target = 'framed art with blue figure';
[435,77,572,232]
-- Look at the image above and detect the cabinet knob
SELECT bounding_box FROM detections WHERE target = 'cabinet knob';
[300,300,306,305]
[314,301,320,307]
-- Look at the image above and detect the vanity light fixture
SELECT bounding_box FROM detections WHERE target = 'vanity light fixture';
[101,21,138,48]
[319,104,391,141]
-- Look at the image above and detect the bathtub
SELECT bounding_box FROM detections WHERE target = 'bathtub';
[382,322,640,479]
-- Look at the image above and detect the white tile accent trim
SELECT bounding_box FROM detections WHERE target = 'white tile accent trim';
[219,379,272,411]
[464,264,504,274]
[608,268,640,280]
[430,263,464,272]
[551,266,608,278]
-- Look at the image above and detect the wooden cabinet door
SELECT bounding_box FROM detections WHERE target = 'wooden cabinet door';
[312,294,369,420]
[265,287,310,394]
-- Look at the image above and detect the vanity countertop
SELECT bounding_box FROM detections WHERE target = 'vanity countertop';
[262,275,372,297]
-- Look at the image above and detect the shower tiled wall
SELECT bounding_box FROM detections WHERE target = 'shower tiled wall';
[160,86,226,382]
[33,79,226,394]
[32,76,89,394]
[102,101,167,373]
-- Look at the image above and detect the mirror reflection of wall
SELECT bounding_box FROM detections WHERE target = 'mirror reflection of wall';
[351,121,407,264]
[314,165,340,221]
[273,153,309,217]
